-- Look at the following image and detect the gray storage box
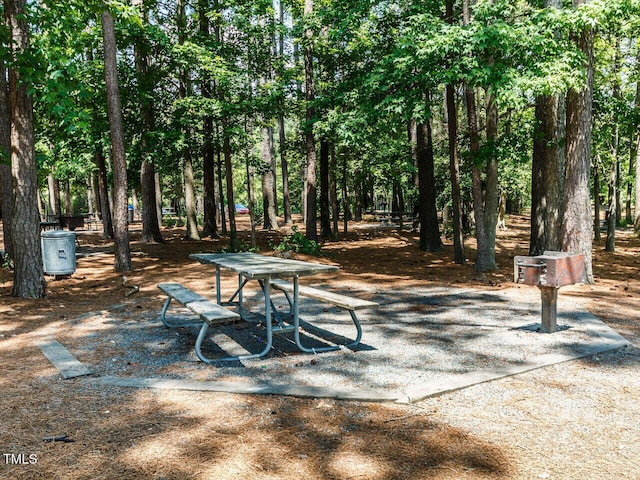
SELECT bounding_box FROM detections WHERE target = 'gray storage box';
[41,230,76,275]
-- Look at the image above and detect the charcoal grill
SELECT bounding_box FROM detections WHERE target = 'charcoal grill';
[513,251,586,333]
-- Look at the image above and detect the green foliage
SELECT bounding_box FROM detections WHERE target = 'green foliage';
[272,226,321,256]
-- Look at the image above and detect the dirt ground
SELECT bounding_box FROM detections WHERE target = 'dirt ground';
[1,214,639,480]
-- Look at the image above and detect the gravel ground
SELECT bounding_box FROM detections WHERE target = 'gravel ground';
[46,284,631,403]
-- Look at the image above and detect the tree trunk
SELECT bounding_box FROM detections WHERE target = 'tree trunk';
[183,153,200,240]
[277,0,292,223]
[0,43,14,259]
[177,0,199,241]
[133,0,162,243]
[479,89,499,271]
[465,84,491,265]
[319,138,332,239]
[593,158,601,241]
[155,171,163,227]
[246,150,257,249]
[223,121,239,250]
[5,0,46,297]
[562,1,594,282]
[62,180,71,215]
[341,151,349,233]
[417,116,442,252]
[446,0,464,264]
[95,147,114,238]
[530,93,565,254]
[217,143,227,235]
[530,0,564,254]
[261,125,279,230]
[605,155,618,252]
[101,10,131,272]
[303,0,317,241]
[330,143,338,240]
[199,0,217,238]
[47,173,60,218]
[278,116,292,224]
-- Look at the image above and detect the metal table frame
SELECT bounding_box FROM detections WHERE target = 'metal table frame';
[190,252,339,362]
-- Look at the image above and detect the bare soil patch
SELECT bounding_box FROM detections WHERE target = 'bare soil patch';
[1,215,639,479]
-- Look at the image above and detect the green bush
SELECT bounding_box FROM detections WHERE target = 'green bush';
[273,226,321,256]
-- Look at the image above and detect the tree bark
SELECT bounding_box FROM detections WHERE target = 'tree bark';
[0,42,14,259]
[133,0,162,243]
[330,143,338,240]
[101,10,131,272]
[199,0,218,238]
[636,131,640,236]
[47,173,60,217]
[417,116,442,252]
[222,120,239,250]
[95,147,114,238]
[303,0,317,241]
[177,0,199,241]
[319,138,332,239]
[530,0,564,255]
[5,0,46,297]
[446,0,464,264]
[562,0,594,282]
[261,125,279,230]
[278,116,292,224]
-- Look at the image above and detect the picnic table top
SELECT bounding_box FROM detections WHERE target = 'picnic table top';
[190,252,339,280]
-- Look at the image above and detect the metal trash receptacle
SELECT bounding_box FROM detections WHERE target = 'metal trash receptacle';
[41,230,76,275]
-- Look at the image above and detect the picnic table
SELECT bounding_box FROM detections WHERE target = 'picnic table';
[151,252,376,363]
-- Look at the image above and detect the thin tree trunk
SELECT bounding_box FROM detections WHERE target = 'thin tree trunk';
[47,173,61,217]
[183,154,200,240]
[593,158,601,241]
[417,115,442,252]
[319,139,331,239]
[177,0,199,241]
[446,0,464,264]
[62,180,71,215]
[222,120,239,250]
[341,152,349,234]
[95,147,113,238]
[200,0,217,238]
[0,54,13,259]
[303,0,317,241]
[101,10,131,272]
[5,0,46,297]
[480,89,499,271]
[261,125,279,230]
[465,84,490,265]
[246,149,257,248]
[562,0,594,282]
[330,143,338,240]
[278,0,291,224]
[279,116,292,224]
[605,153,618,252]
[133,0,162,243]
[217,141,227,235]
[155,171,163,227]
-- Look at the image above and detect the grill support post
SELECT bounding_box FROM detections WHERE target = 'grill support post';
[539,286,558,333]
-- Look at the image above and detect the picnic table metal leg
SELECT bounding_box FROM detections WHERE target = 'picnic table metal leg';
[194,281,274,363]
[291,277,342,354]
[215,267,221,304]
[194,320,273,363]
[159,296,204,329]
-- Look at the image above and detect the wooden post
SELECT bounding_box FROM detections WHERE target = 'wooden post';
[539,286,558,333]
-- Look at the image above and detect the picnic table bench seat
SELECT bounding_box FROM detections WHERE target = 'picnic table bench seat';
[269,279,378,310]
[158,283,241,363]
[269,279,378,351]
